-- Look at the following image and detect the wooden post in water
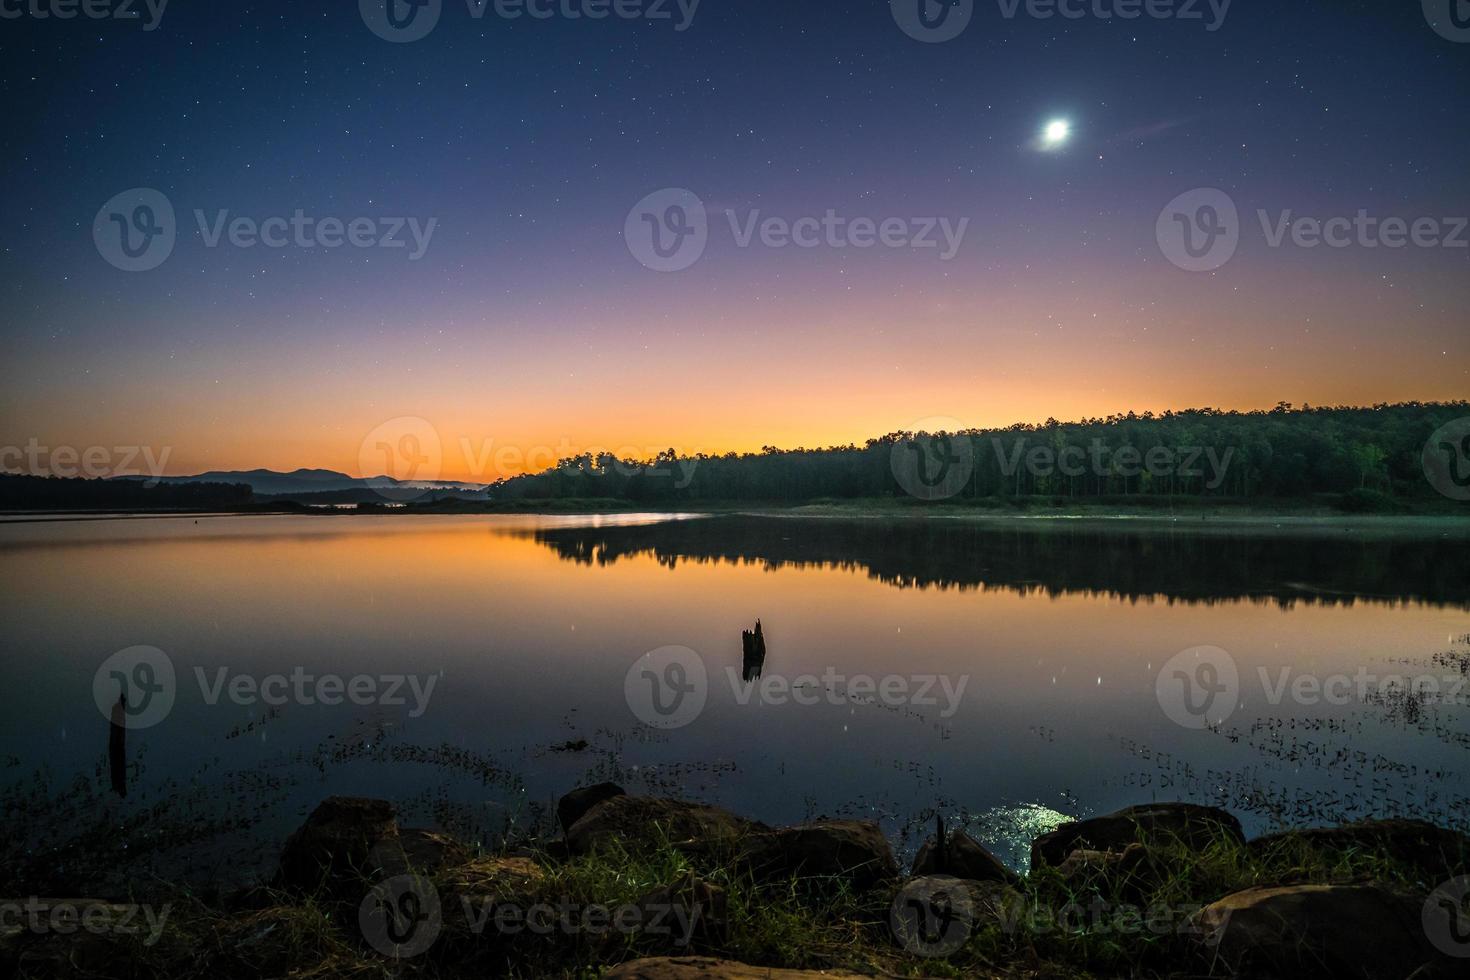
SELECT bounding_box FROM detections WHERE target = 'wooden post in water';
[109,693,127,797]
[741,620,768,682]
[935,812,947,874]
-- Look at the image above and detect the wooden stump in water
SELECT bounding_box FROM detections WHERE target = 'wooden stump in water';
[740,620,767,682]
[109,693,127,797]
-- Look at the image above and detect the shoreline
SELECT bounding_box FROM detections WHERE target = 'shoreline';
[4,503,1469,538]
[8,788,1466,979]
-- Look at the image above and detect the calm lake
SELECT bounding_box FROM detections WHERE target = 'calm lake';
[3,512,1468,887]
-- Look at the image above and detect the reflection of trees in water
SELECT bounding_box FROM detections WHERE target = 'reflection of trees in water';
[531,517,1470,608]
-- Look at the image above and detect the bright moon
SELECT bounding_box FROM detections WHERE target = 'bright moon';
[1042,119,1071,148]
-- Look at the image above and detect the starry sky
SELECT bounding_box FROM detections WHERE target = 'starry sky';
[1,0,1467,481]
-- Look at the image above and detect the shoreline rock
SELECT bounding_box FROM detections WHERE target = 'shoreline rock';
[1192,883,1459,980]
[248,791,1470,980]
[736,820,898,889]
[1031,802,1245,869]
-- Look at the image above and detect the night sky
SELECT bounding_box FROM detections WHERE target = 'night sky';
[2,0,1467,481]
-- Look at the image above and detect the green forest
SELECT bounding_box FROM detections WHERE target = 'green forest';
[488,402,1470,510]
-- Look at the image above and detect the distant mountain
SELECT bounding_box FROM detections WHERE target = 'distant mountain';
[132,468,486,496]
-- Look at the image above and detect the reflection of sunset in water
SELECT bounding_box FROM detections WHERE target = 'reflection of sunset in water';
[1,513,1466,878]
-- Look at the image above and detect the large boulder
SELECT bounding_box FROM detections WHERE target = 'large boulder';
[1248,819,1470,879]
[736,820,898,890]
[276,797,398,892]
[558,782,627,835]
[566,796,766,856]
[911,828,1018,885]
[603,957,870,979]
[1031,803,1243,869]
[1192,883,1458,980]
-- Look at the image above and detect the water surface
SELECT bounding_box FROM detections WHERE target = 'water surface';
[2,512,1466,888]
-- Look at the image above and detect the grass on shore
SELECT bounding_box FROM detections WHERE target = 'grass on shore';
[10,821,1463,980]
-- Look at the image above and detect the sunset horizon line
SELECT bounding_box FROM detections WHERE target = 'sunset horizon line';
[7,395,1461,485]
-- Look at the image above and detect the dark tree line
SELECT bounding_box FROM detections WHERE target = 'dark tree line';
[0,474,253,510]
[489,402,1470,507]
